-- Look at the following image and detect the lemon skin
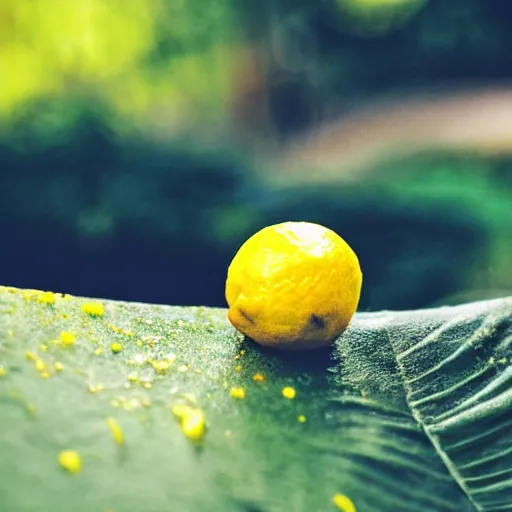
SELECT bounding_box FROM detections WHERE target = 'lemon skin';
[225,221,362,350]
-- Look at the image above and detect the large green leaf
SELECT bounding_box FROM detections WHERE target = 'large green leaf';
[0,286,510,511]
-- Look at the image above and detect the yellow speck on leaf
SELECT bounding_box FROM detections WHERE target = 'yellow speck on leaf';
[40,344,48,352]
[88,383,105,394]
[332,494,356,512]
[106,417,124,445]
[127,371,139,383]
[235,365,242,372]
[54,362,64,372]
[107,324,122,334]
[36,291,56,305]
[140,378,152,389]
[39,371,51,379]
[230,387,246,400]
[0,366,7,377]
[252,373,265,382]
[94,347,103,356]
[58,450,82,474]
[82,302,105,317]
[34,359,46,372]
[298,415,307,423]
[21,289,36,300]
[25,352,37,361]
[122,400,134,411]
[152,361,170,373]
[172,404,194,418]
[172,404,205,441]
[282,386,296,400]
[59,331,76,346]
[136,340,143,347]
[111,343,123,354]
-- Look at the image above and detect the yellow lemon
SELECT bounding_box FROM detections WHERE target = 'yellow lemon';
[225,221,362,350]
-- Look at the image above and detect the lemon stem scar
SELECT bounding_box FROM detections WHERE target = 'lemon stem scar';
[225,221,362,350]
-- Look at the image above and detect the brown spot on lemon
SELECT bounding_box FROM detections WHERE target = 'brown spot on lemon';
[225,222,362,350]
[310,314,326,329]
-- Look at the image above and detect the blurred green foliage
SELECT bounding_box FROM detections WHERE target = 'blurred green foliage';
[2,0,512,123]
[0,0,511,310]
[0,0,238,125]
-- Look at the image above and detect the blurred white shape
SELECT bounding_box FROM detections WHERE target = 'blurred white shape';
[262,85,512,186]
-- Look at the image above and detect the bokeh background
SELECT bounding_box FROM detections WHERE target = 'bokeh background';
[1,0,511,311]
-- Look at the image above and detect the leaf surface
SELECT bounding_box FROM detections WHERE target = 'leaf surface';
[0,286,510,512]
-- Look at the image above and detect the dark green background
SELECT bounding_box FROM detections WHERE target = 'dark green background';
[1,0,511,309]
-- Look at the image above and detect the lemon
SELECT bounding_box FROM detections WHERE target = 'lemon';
[225,221,362,350]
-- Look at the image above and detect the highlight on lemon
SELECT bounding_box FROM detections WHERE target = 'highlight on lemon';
[225,221,362,350]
